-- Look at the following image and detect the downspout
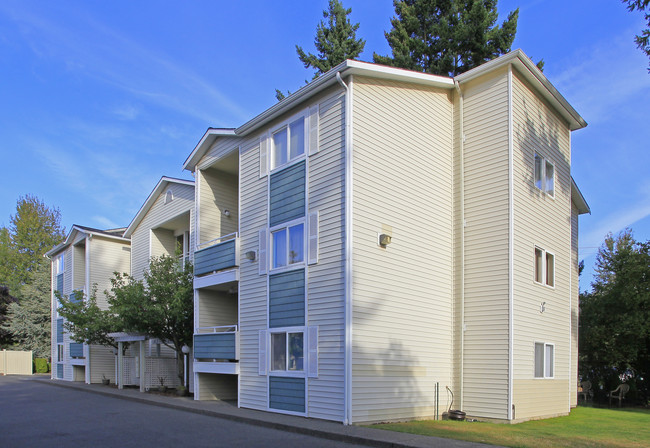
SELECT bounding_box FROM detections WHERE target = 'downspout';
[337,71,354,425]
[454,80,465,411]
[507,64,515,421]
[85,235,91,384]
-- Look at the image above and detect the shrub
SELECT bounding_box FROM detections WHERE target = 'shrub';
[33,358,50,373]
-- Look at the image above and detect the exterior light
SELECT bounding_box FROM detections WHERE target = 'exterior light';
[378,233,392,247]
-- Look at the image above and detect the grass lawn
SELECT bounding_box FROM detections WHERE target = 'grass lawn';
[371,406,650,448]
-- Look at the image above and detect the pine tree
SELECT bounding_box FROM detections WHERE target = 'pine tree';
[2,262,52,357]
[297,0,365,77]
[276,0,365,101]
[623,0,650,71]
[373,0,519,77]
[0,285,17,348]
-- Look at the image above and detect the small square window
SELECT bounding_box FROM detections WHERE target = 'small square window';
[534,246,554,287]
[271,117,305,170]
[271,223,304,269]
[535,342,554,378]
[534,153,555,197]
[270,331,304,372]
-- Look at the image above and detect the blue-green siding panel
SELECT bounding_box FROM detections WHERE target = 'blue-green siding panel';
[57,318,64,343]
[193,333,237,359]
[69,343,84,358]
[194,239,237,276]
[269,161,305,227]
[269,269,305,328]
[57,364,63,379]
[56,274,63,295]
[269,377,305,413]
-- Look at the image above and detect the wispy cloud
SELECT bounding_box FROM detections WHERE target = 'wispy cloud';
[112,104,140,121]
[92,215,119,230]
[551,28,650,124]
[1,3,250,126]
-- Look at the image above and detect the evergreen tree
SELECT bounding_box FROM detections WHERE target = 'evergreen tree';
[2,262,52,357]
[373,0,519,77]
[623,0,650,71]
[0,195,65,295]
[0,285,17,348]
[297,0,365,77]
[277,0,365,101]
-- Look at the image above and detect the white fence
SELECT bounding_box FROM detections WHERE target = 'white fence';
[0,350,33,375]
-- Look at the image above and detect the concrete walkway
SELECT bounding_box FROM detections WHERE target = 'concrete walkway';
[35,377,500,448]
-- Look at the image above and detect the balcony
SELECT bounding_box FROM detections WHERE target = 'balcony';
[194,233,239,276]
[194,325,240,375]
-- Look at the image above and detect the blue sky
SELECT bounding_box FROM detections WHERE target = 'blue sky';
[1,0,648,291]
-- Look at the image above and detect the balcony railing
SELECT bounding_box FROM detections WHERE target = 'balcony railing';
[69,343,84,358]
[194,325,239,361]
[194,233,239,276]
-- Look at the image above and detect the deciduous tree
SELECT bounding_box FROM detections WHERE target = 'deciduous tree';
[579,229,650,403]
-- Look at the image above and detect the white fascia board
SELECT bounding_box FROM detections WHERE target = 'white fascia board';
[236,59,454,137]
[455,49,587,131]
[45,225,129,258]
[183,128,237,172]
[123,176,195,238]
[571,177,591,215]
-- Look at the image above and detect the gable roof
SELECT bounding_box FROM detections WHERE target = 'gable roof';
[45,225,129,258]
[123,176,195,238]
[183,49,586,171]
[571,177,591,215]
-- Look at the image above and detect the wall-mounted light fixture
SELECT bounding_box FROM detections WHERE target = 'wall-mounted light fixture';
[223,209,231,217]
[378,233,392,247]
[245,250,256,261]
[540,302,546,313]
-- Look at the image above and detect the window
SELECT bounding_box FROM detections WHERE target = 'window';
[271,117,305,170]
[534,153,555,197]
[271,331,304,372]
[56,254,65,274]
[534,342,554,378]
[164,189,174,204]
[271,222,304,269]
[534,246,555,287]
[57,344,64,362]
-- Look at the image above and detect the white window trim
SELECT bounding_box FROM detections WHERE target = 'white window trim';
[534,153,555,198]
[269,110,309,173]
[534,341,555,379]
[269,217,306,273]
[57,343,64,363]
[268,326,306,378]
[534,246,555,288]
[56,253,65,275]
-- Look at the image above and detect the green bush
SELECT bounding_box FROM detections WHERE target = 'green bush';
[34,358,50,373]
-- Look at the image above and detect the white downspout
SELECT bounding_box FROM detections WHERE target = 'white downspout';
[337,71,354,425]
[507,64,515,421]
[454,80,465,411]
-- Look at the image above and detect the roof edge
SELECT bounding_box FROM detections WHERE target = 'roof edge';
[123,176,195,238]
[571,177,591,215]
[183,128,237,172]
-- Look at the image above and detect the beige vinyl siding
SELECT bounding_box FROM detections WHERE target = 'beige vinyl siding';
[351,76,454,423]
[89,345,116,383]
[306,90,346,421]
[73,242,86,290]
[130,183,194,280]
[198,290,238,328]
[570,203,579,407]
[64,246,73,298]
[197,373,238,400]
[238,136,269,411]
[461,67,510,420]
[197,168,238,245]
[151,228,176,258]
[88,237,131,309]
[511,70,572,420]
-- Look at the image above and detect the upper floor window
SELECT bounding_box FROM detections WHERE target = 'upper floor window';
[55,254,65,274]
[534,342,554,378]
[271,221,304,270]
[271,117,305,170]
[534,154,555,197]
[534,246,555,287]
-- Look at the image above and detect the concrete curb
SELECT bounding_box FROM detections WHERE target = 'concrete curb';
[36,378,497,448]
